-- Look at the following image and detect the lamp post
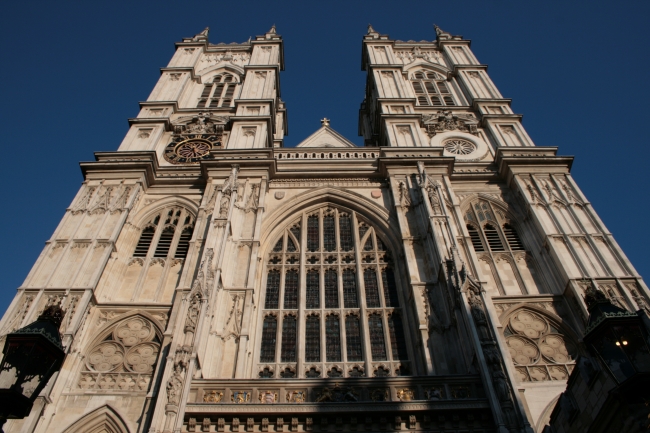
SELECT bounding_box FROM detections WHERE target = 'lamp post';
[583,285,650,384]
[0,304,65,432]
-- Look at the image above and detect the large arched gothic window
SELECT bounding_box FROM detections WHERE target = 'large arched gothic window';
[410,70,456,107]
[503,309,577,382]
[133,206,195,259]
[259,206,409,378]
[197,73,238,108]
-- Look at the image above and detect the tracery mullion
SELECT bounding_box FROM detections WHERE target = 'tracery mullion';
[352,212,372,376]
[297,214,307,377]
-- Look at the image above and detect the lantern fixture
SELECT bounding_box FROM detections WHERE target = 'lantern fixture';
[583,285,650,384]
[0,304,65,431]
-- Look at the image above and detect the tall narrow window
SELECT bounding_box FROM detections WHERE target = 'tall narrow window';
[484,224,505,251]
[197,73,237,108]
[260,316,277,363]
[283,270,299,309]
[382,268,400,307]
[345,315,363,362]
[388,314,409,360]
[265,270,280,309]
[154,227,174,257]
[368,314,387,361]
[503,224,524,250]
[305,315,320,362]
[467,225,485,252]
[323,215,335,252]
[411,71,456,107]
[326,315,341,362]
[364,269,381,308]
[307,216,319,252]
[306,271,320,309]
[281,315,297,362]
[175,226,192,258]
[343,269,358,308]
[339,215,353,251]
[134,226,155,257]
[325,269,339,308]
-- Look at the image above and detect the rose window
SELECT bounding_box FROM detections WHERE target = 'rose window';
[503,309,576,383]
[443,139,476,155]
[79,316,162,392]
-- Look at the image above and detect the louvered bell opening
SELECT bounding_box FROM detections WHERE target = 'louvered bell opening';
[484,224,505,251]
[467,225,484,252]
[175,227,193,259]
[443,96,455,106]
[430,95,443,106]
[436,81,451,94]
[412,81,425,94]
[134,227,155,257]
[424,81,437,94]
[197,84,213,107]
[503,224,524,250]
[154,227,175,257]
[417,96,430,106]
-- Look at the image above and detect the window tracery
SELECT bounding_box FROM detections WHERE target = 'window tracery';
[259,206,408,377]
[410,70,456,107]
[197,73,238,108]
[132,206,195,260]
[503,309,576,382]
[78,316,161,392]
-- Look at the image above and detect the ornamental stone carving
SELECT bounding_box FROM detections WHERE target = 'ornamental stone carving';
[421,110,478,137]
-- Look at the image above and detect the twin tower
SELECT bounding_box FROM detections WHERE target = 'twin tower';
[2,25,645,433]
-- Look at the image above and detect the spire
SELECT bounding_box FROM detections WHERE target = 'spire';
[366,23,380,39]
[367,24,376,34]
[269,24,276,34]
[433,24,462,42]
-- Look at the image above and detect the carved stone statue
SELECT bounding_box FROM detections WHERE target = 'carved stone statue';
[184,294,201,333]
[166,365,184,405]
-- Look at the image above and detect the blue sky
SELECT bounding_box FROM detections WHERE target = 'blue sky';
[0,1,648,313]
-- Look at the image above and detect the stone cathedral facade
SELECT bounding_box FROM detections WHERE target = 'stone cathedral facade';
[2,24,647,433]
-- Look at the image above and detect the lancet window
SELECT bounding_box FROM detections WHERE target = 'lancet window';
[197,73,238,108]
[465,200,525,254]
[410,70,456,107]
[132,206,195,259]
[259,206,409,378]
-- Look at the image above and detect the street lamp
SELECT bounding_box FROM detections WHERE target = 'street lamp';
[0,304,65,431]
[583,285,650,383]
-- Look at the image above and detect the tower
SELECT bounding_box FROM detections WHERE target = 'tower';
[1,24,647,433]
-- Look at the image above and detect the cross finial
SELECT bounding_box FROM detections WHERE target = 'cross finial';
[320,117,330,126]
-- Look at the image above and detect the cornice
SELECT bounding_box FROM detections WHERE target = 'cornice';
[495,147,574,184]
[159,67,197,82]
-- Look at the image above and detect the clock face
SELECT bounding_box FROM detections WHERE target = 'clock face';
[163,133,221,164]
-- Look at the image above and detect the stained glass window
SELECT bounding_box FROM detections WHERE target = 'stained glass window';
[345,315,363,361]
[286,236,297,252]
[260,316,277,362]
[305,315,320,362]
[339,215,353,251]
[307,216,319,252]
[283,270,299,309]
[323,215,335,252]
[343,269,358,308]
[326,315,341,362]
[281,315,297,362]
[382,268,399,307]
[368,314,387,361]
[265,270,280,309]
[388,314,409,360]
[364,269,381,308]
[306,271,320,309]
[260,207,407,375]
[325,269,339,308]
